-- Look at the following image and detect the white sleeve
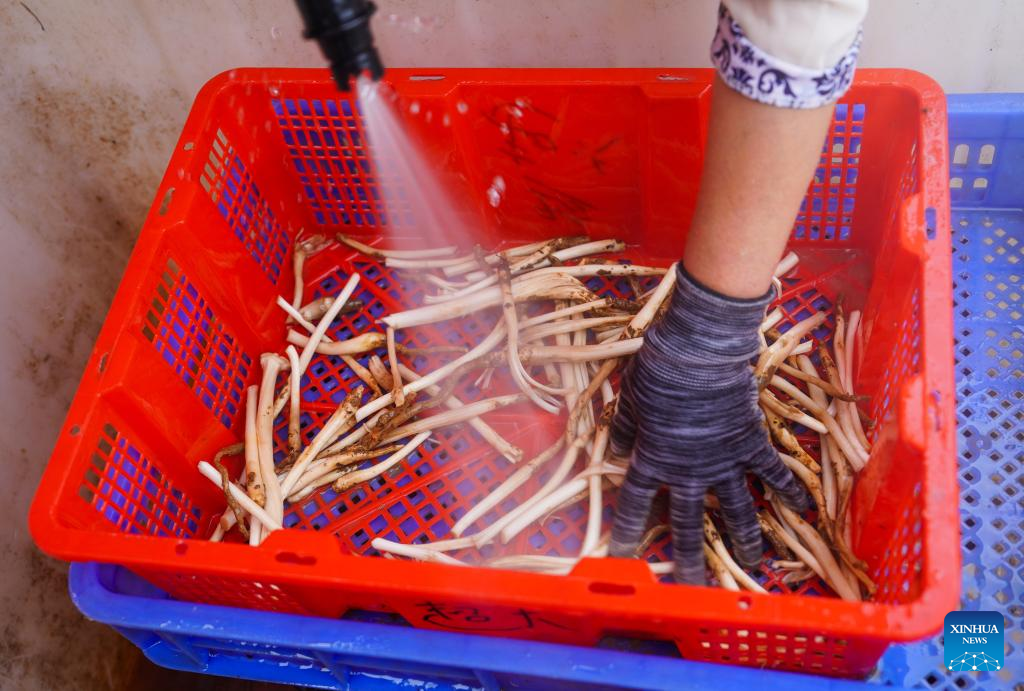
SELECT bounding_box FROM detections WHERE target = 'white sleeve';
[711,0,868,109]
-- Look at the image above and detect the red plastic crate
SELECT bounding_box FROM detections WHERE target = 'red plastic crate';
[30,68,958,678]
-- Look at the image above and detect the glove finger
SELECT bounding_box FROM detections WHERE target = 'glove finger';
[668,483,707,586]
[609,464,659,557]
[608,377,639,458]
[714,474,763,571]
[748,441,810,513]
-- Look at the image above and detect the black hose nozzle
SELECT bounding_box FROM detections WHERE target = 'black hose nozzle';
[295,0,384,91]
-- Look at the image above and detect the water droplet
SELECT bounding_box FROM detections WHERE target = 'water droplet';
[510,106,523,119]
[486,175,506,207]
[456,101,469,115]
[499,123,510,135]
[442,113,451,127]
[270,25,281,39]
[409,101,421,115]
[515,97,529,108]
[177,168,186,180]
[425,110,432,123]
[269,85,280,97]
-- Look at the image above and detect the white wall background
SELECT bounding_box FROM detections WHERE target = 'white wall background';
[0,1,1020,688]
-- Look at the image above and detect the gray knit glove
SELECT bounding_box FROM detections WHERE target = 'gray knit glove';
[609,265,809,584]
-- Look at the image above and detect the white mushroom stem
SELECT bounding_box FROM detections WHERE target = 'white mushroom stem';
[596,326,626,343]
[397,363,522,462]
[768,375,868,471]
[432,240,628,301]
[286,330,385,357]
[277,296,321,336]
[355,321,507,422]
[499,475,590,545]
[517,338,643,364]
[369,539,468,565]
[243,385,263,505]
[582,404,614,556]
[520,315,631,344]
[286,444,402,501]
[291,233,329,313]
[754,311,827,388]
[257,354,287,524]
[198,461,282,531]
[337,233,457,260]
[760,308,783,333]
[333,431,432,492]
[484,554,674,576]
[297,273,361,375]
[703,515,768,593]
[381,395,525,443]
[450,438,566,537]
[518,298,616,329]
[280,388,363,496]
[774,251,799,278]
[386,328,405,407]
[571,319,594,433]
[498,260,562,412]
[831,309,870,463]
[496,433,592,544]
[285,346,302,462]
[441,239,550,277]
[759,389,829,435]
[382,272,593,329]
[843,310,872,450]
[704,544,740,590]
[797,355,837,520]
[771,499,860,602]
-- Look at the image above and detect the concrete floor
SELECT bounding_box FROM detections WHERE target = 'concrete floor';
[0,2,1020,690]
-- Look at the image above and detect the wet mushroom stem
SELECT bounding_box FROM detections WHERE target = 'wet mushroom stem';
[386,328,405,407]
[243,385,263,506]
[213,458,249,540]
[703,514,768,593]
[704,543,740,590]
[198,461,282,532]
[333,431,432,492]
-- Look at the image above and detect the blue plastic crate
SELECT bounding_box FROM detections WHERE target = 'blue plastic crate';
[70,563,871,690]
[66,93,1023,690]
[871,94,1024,690]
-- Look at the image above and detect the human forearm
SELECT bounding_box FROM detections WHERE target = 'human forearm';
[683,79,833,298]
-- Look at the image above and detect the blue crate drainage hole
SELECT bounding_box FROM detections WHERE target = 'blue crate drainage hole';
[198,128,289,283]
[78,422,201,538]
[141,258,251,430]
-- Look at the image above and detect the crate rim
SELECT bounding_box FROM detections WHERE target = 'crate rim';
[30,67,958,645]
[69,562,875,691]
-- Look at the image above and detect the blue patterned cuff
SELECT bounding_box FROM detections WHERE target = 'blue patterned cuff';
[710,3,862,110]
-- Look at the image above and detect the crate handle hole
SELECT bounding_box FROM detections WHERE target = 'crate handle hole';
[589,581,635,596]
[276,551,318,566]
[158,187,175,216]
[657,74,688,81]
[410,74,446,81]
[69,425,81,436]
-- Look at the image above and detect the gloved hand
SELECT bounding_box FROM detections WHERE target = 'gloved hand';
[609,264,809,585]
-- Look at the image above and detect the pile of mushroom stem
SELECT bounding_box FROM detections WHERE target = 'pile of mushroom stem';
[199,232,875,600]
